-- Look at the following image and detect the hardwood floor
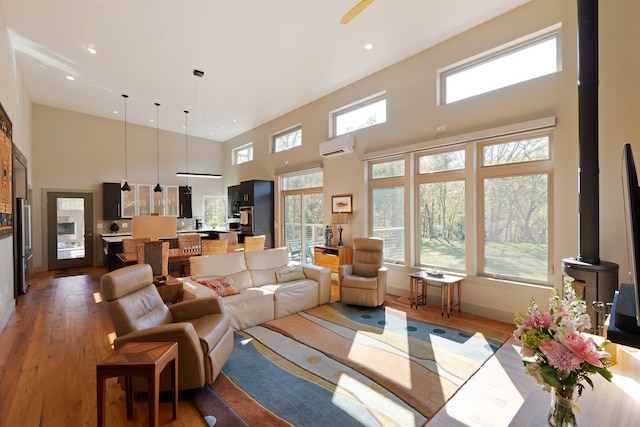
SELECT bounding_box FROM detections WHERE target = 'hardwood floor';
[0,267,513,426]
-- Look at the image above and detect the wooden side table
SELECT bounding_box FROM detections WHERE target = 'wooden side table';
[96,341,178,427]
[154,275,184,304]
[313,245,352,273]
[408,271,463,317]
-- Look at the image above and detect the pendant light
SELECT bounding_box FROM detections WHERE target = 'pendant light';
[183,110,192,195]
[120,94,131,191]
[176,69,222,179]
[153,102,163,193]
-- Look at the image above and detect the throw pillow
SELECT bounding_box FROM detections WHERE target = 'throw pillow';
[198,277,240,296]
[275,266,306,283]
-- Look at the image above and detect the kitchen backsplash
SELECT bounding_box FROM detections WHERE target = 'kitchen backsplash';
[102,218,198,234]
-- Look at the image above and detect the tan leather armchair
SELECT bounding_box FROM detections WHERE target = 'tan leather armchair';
[338,237,388,307]
[100,264,234,391]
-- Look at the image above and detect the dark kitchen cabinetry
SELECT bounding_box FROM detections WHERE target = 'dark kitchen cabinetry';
[228,184,241,217]
[239,180,274,248]
[178,186,192,218]
[103,182,122,219]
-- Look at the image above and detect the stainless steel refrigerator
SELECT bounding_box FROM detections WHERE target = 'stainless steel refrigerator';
[15,197,32,295]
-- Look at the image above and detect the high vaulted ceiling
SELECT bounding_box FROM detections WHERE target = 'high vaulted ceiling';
[0,0,529,142]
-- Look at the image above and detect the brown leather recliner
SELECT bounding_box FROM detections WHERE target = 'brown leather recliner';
[338,237,388,307]
[100,264,234,391]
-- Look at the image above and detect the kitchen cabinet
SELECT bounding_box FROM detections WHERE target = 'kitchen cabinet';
[228,185,241,217]
[122,184,137,217]
[240,179,272,207]
[166,186,179,216]
[103,182,122,219]
[138,184,152,216]
[239,180,274,247]
[179,186,192,218]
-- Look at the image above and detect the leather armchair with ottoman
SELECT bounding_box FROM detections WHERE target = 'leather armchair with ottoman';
[100,263,234,391]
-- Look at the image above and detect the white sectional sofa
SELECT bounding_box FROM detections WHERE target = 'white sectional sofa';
[181,247,332,331]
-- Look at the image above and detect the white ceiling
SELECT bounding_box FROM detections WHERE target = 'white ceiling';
[0,0,530,142]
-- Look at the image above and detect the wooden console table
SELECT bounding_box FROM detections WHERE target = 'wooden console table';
[313,245,352,273]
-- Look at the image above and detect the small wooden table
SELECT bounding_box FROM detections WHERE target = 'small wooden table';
[96,341,178,427]
[154,275,183,304]
[408,271,463,317]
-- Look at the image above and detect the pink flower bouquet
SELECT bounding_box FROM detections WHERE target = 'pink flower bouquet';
[513,275,613,395]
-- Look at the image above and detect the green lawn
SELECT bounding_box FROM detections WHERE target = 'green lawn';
[421,239,547,281]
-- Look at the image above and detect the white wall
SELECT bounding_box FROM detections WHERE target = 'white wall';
[0,5,33,328]
[30,105,226,271]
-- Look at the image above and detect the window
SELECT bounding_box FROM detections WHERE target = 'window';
[281,170,324,262]
[416,149,466,270]
[332,92,387,137]
[233,142,253,165]
[479,135,551,283]
[273,125,302,153]
[203,196,227,228]
[370,159,404,263]
[439,24,561,104]
[366,127,553,286]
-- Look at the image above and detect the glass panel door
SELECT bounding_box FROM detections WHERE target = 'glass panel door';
[153,190,165,215]
[122,183,137,217]
[47,191,94,269]
[166,186,178,216]
[283,193,323,263]
[138,184,151,216]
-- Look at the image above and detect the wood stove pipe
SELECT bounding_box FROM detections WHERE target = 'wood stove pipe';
[577,0,600,264]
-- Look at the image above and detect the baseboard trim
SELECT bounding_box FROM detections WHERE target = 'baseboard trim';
[0,301,16,333]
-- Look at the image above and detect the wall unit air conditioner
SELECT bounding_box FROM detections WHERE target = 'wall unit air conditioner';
[319,134,355,157]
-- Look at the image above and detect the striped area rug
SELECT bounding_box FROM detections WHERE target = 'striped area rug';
[190,302,505,427]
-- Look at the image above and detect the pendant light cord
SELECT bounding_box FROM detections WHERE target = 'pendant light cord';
[123,94,128,180]
[184,110,189,188]
[156,102,160,186]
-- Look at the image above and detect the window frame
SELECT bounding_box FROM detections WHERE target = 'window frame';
[232,142,253,165]
[365,126,554,287]
[272,124,302,153]
[476,131,553,285]
[415,145,468,272]
[369,156,406,264]
[438,23,562,105]
[330,91,387,137]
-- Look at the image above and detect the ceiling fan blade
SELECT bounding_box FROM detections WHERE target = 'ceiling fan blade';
[340,0,375,25]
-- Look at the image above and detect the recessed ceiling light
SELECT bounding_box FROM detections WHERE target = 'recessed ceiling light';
[66,75,75,81]
[364,43,373,50]
[87,47,97,54]
[113,110,118,114]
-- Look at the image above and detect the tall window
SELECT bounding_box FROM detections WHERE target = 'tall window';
[233,142,253,165]
[281,171,324,262]
[203,195,227,228]
[366,128,553,286]
[416,148,466,271]
[439,24,561,104]
[273,125,302,153]
[370,159,404,263]
[332,92,387,137]
[479,134,551,283]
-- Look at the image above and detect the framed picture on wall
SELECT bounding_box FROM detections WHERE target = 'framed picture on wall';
[0,102,13,239]
[332,195,352,213]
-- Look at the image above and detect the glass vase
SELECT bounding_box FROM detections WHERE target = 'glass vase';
[548,385,577,427]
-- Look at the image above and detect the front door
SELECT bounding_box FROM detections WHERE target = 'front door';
[47,191,94,270]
